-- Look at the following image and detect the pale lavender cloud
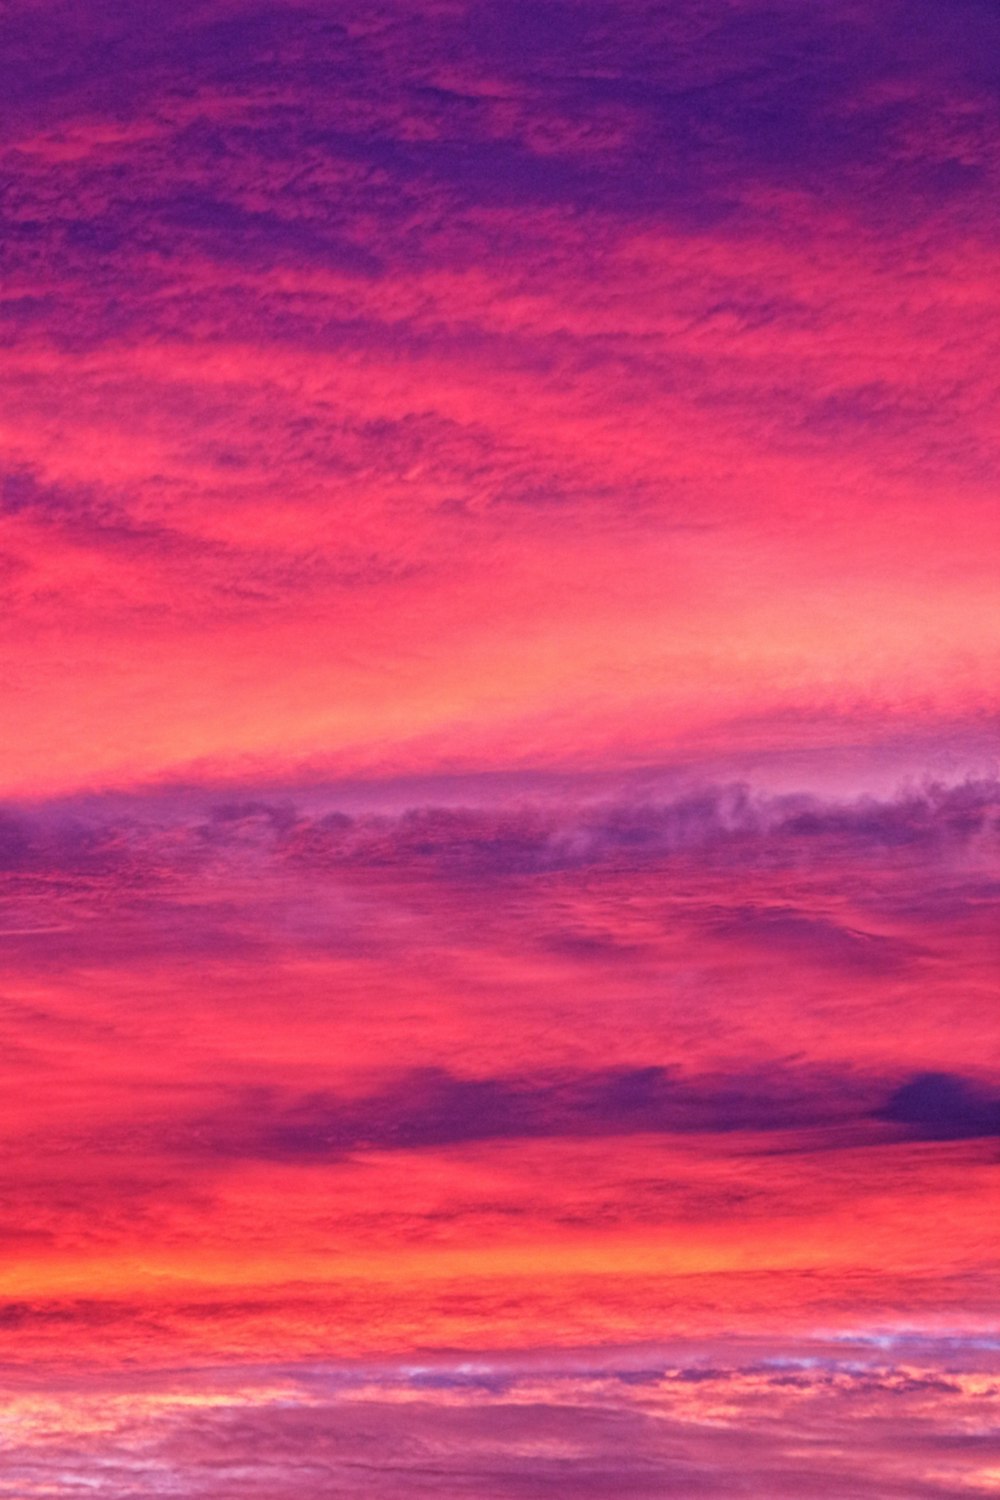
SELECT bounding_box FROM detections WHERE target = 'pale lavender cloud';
[1,1340,998,1499]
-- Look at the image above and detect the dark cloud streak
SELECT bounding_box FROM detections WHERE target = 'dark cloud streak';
[166,1062,1000,1162]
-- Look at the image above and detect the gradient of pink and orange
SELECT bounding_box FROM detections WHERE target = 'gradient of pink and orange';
[1,0,998,1494]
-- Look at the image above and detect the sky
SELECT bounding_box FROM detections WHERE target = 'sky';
[1,0,998,1493]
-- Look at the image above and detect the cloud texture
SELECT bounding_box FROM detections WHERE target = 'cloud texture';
[1,0,997,1492]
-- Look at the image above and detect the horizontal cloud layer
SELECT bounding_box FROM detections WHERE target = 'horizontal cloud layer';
[4,774,998,875]
[2,1339,999,1499]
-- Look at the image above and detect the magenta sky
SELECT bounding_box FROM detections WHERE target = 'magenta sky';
[1,0,998,1494]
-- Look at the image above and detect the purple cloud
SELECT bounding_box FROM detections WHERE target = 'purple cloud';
[137,1061,1000,1162]
[876,1072,1000,1141]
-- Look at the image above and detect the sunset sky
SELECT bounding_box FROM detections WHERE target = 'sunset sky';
[1,0,999,1493]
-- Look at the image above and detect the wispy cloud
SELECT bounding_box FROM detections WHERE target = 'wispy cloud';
[1,0,997,790]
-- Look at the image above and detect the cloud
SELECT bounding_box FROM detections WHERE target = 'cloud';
[268,776,1000,877]
[876,1072,1000,1141]
[700,905,917,973]
[6,775,997,885]
[0,810,32,869]
[168,1060,938,1162]
[0,1342,997,1500]
[1,0,997,792]
[0,3,996,1481]
[0,775,992,983]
